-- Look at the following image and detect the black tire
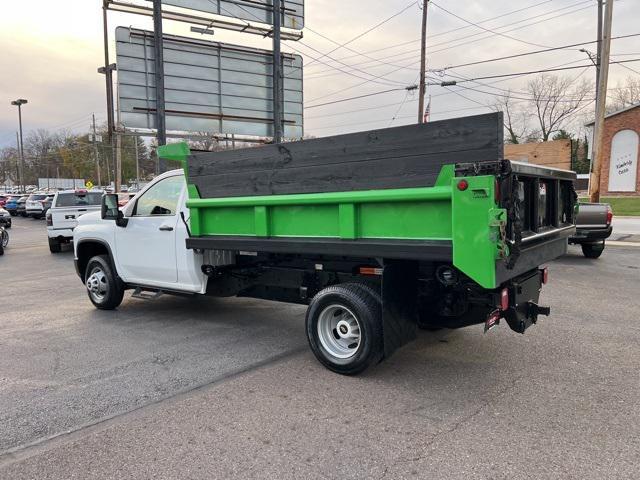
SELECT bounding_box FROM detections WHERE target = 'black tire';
[0,243,3,256]
[84,255,125,310]
[48,238,62,254]
[582,242,604,259]
[5,221,10,229]
[306,284,383,375]
[9,211,16,217]
[20,212,27,217]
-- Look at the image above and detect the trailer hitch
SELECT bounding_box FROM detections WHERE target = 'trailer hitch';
[527,302,551,318]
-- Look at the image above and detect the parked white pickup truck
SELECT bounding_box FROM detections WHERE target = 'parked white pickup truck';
[47,189,104,253]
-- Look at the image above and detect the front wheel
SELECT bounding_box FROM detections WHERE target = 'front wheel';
[85,255,125,310]
[582,242,604,259]
[1,229,8,248]
[306,284,383,375]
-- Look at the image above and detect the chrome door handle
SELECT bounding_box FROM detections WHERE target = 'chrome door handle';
[159,226,174,231]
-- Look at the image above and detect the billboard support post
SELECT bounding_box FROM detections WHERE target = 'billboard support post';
[153,0,167,173]
[273,0,283,144]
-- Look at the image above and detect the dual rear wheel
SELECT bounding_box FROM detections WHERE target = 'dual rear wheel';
[306,284,383,376]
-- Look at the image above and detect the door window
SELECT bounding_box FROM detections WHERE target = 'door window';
[133,175,184,216]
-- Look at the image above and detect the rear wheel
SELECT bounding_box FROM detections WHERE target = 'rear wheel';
[48,238,61,254]
[85,255,125,310]
[306,284,383,375]
[1,228,8,248]
[582,242,604,259]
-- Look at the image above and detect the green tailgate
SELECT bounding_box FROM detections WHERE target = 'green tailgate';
[159,143,506,289]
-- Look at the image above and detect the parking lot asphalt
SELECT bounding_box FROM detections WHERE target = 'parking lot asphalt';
[1,217,639,479]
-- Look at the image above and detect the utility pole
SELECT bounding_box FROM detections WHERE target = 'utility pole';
[92,114,101,187]
[596,0,603,99]
[418,0,429,123]
[153,0,167,173]
[134,136,140,189]
[272,0,284,143]
[589,0,613,203]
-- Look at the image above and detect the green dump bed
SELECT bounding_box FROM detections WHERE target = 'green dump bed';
[159,113,577,290]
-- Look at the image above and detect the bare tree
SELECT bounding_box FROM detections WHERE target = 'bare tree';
[609,75,640,112]
[527,74,592,141]
[491,90,531,144]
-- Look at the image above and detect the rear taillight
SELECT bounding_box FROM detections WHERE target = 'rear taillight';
[606,206,613,225]
[46,214,52,226]
[500,287,509,311]
[541,267,549,285]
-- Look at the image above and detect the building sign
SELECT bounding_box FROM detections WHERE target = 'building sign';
[608,129,639,192]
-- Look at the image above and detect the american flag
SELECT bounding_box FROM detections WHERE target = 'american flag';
[423,95,432,123]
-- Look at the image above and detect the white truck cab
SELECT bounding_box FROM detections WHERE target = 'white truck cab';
[73,170,207,309]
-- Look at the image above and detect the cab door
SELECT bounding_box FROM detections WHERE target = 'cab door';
[114,175,185,286]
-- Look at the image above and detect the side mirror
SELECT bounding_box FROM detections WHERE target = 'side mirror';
[101,194,128,227]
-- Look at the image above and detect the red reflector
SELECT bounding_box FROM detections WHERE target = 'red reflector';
[457,179,469,191]
[501,288,509,311]
[542,267,549,285]
[359,267,383,276]
[606,206,613,225]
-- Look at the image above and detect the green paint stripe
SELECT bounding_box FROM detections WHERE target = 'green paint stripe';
[186,186,452,208]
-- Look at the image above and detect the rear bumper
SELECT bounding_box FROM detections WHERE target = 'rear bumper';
[48,228,74,239]
[569,225,612,244]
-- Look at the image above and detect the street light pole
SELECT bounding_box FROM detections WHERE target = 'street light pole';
[11,99,27,192]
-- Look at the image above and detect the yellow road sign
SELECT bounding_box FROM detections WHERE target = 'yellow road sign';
[85,181,94,189]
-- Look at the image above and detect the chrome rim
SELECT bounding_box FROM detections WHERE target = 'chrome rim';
[317,304,361,359]
[86,266,109,302]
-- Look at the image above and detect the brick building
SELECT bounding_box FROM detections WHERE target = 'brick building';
[586,103,640,196]
[504,139,572,170]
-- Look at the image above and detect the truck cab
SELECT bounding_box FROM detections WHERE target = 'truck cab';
[74,170,206,295]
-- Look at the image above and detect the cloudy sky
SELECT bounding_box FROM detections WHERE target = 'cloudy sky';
[0,0,638,147]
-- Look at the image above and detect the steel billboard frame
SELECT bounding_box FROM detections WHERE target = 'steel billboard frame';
[106,0,304,40]
[115,27,304,139]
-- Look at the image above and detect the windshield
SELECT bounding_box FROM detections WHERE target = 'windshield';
[55,192,103,207]
[30,195,47,201]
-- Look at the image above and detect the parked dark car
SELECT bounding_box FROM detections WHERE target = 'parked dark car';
[16,196,28,217]
[569,202,613,258]
[0,207,11,228]
[3,195,21,216]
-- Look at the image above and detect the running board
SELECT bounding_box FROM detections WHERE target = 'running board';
[131,287,163,300]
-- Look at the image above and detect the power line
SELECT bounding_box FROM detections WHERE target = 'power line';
[305,0,592,78]
[429,0,574,50]
[429,59,640,85]
[431,33,640,73]
[306,87,415,109]
[305,0,557,70]
[301,1,418,70]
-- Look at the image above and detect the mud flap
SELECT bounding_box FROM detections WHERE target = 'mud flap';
[382,259,418,358]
